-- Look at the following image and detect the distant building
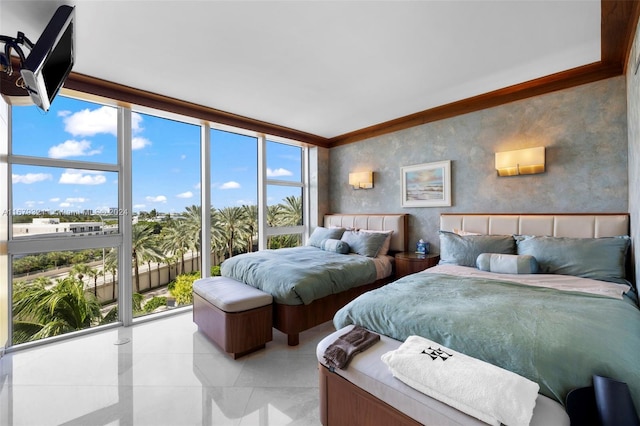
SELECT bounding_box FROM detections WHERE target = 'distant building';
[13,218,118,238]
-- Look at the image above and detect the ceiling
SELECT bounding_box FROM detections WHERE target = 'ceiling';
[0,1,637,146]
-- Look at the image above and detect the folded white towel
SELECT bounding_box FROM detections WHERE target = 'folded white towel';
[381,335,539,426]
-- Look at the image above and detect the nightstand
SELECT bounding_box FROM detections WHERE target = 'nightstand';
[395,252,440,278]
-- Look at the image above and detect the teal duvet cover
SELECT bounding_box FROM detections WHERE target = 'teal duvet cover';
[333,271,640,407]
[221,246,377,305]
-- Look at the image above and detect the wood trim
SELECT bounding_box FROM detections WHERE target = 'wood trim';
[64,73,330,148]
[328,62,621,146]
[602,0,640,69]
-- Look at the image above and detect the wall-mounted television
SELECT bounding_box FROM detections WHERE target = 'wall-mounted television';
[20,5,75,112]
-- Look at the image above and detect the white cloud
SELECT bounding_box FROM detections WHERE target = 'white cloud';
[59,202,71,208]
[133,203,146,209]
[65,197,88,203]
[12,173,53,184]
[57,110,71,117]
[63,106,118,137]
[59,171,107,185]
[48,139,102,158]
[176,191,193,199]
[220,181,241,189]
[62,107,144,137]
[145,195,167,203]
[180,154,187,160]
[49,197,60,202]
[267,168,293,177]
[132,136,151,150]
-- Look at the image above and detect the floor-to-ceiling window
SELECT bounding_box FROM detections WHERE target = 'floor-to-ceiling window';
[131,110,201,318]
[5,91,309,349]
[9,95,121,345]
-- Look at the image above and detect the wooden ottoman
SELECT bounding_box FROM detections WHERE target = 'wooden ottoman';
[193,277,273,359]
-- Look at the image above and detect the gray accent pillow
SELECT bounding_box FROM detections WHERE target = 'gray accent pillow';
[476,253,539,274]
[438,231,516,267]
[340,230,389,257]
[307,226,346,248]
[515,235,630,283]
[320,238,350,254]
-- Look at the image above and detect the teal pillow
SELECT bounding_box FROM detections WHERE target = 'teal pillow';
[515,235,630,283]
[340,230,389,257]
[319,238,350,254]
[476,253,539,274]
[438,231,516,267]
[307,226,345,248]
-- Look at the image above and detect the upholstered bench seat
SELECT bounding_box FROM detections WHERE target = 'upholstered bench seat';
[193,277,273,359]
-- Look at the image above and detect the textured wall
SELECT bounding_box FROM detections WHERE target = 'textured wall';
[329,77,628,253]
[627,19,640,286]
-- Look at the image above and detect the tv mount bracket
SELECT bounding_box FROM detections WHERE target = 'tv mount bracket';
[0,32,34,78]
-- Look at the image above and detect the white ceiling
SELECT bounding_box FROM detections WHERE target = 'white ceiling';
[1,0,601,139]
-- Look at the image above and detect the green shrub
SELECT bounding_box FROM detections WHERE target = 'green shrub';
[211,265,221,276]
[170,272,199,305]
[143,296,167,313]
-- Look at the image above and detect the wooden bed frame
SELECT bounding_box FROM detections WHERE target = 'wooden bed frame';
[276,213,409,346]
[319,213,631,425]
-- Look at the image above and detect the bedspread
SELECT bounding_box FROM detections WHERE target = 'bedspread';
[221,246,377,305]
[333,268,640,407]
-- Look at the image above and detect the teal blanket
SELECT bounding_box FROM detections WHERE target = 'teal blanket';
[333,272,640,407]
[221,246,377,305]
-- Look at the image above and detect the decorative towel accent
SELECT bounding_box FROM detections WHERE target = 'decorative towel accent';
[323,325,380,369]
[381,335,539,426]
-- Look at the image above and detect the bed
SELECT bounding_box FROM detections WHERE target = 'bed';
[317,213,640,425]
[221,213,408,345]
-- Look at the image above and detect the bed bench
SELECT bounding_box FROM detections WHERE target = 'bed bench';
[193,277,273,359]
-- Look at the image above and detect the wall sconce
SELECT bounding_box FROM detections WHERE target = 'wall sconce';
[495,147,545,176]
[349,171,373,189]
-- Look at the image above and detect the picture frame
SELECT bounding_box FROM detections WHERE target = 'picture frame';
[401,160,451,207]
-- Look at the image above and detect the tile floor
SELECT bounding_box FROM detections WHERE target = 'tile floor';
[0,311,336,426]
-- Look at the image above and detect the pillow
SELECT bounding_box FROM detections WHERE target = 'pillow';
[476,253,539,274]
[307,226,345,248]
[438,231,516,267]
[515,235,630,283]
[340,230,389,257]
[319,238,350,254]
[359,230,393,256]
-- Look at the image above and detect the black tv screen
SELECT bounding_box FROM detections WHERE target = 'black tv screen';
[20,5,75,112]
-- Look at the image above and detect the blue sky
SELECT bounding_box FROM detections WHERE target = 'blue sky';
[11,95,302,215]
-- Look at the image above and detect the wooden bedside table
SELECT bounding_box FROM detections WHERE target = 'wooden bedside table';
[395,252,440,278]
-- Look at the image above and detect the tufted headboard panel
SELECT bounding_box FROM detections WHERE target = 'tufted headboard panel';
[440,213,629,238]
[324,214,409,253]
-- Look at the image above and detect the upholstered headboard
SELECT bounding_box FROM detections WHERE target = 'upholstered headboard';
[440,213,629,238]
[324,214,409,253]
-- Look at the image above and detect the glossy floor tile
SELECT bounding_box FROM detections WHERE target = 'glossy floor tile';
[0,311,335,426]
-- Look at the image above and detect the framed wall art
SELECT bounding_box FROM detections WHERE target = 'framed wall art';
[401,160,451,207]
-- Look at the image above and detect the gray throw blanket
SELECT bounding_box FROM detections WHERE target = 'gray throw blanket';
[323,325,380,369]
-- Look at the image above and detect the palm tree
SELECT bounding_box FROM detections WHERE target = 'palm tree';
[242,204,258,253]
[217,206,250,258]
[104,248,118,302]
[71,263,92,285]
[161,220,192,275]
[182,205,202,271]
[12,277,103,344]
[280,195,303,226]
[210,207,226,265]
[132,223,163,293]
[86,267,102,297]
